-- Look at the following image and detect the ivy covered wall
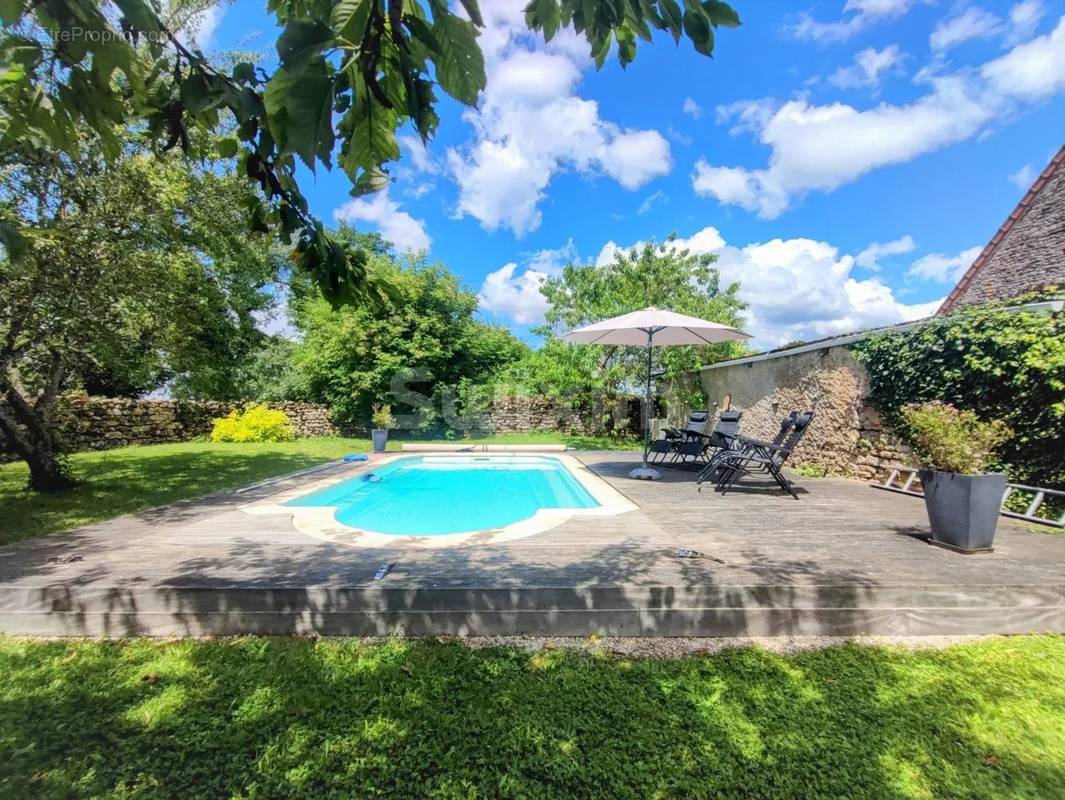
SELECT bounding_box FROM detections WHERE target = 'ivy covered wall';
[851,301,1063,489]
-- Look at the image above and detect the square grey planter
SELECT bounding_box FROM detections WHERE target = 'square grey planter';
[371,429,389,453]
[919,470,1007,553]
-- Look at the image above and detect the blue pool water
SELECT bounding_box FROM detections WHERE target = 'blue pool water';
[285,455,599,536]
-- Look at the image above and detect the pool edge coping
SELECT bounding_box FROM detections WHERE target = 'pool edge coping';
[239,453,639,549]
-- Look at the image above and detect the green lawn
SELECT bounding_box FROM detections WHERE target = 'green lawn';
[0,435,637,545]
[0,635,1062,799]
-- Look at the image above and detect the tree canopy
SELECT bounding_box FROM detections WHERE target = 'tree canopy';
[287,229,528,430]
[0,0,741,302]
[503,236,747,416]
[0,133,286,489]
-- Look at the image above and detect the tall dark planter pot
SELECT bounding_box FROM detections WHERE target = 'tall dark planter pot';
[371,429,388,454]
[919,470,1007,553]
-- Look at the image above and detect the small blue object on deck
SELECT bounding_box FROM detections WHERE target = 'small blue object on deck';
[343,454,369,462]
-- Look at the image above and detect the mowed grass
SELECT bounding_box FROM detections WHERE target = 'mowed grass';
[0,635,1062,799]
[0,434,637,545]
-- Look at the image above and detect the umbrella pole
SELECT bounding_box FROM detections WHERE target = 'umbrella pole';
[643,331,652,469]
[629,329,660,480]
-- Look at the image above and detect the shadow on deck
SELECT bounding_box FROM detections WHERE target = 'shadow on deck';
[1,451,1063,638]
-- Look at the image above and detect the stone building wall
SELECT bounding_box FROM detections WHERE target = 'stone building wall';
[942,146,1065,311]
[0,397,352,459]
[695,347,914,481]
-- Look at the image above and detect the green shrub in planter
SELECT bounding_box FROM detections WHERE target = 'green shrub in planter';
[899,402,1011,474]
[210,405,295,443]
[370,404,396,453]
[900,402,1011,553]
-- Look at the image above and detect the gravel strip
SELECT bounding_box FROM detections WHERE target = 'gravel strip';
[453,634,1003,657]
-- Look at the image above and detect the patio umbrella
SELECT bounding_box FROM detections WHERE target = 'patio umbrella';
[560,307,750,480]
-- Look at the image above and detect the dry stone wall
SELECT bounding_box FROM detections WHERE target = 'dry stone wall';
[1,394,642,462]
[0,397,352,460]
[693,347,915,481]
[485,395,642,437]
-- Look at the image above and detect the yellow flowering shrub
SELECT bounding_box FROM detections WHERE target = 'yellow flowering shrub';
[210,404,295,443]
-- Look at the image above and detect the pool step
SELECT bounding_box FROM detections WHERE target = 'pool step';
[1,583,1063,638]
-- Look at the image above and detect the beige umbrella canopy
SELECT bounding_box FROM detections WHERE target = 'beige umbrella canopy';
[560,307,750,480]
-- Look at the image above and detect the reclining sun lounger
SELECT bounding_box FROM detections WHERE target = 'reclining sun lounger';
[695,410,797,484]
[700,411,815,498]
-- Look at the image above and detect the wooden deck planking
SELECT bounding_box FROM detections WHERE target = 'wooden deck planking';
[1,450,1063,636]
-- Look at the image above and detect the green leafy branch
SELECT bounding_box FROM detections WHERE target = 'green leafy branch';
[0,0,740,303]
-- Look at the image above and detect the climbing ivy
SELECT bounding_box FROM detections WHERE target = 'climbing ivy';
[851,297,1065,489]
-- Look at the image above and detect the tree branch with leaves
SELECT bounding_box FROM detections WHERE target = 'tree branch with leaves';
[1,0,740,301]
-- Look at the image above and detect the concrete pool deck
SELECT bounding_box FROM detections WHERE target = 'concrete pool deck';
[1,450,1063,638]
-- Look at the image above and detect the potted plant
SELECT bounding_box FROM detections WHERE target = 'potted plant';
[370,404,396,453]
[899,401,1011,553]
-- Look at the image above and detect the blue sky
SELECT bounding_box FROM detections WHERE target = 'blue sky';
[199,0,1065,348]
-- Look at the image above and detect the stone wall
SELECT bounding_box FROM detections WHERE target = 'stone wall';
[485,395,642,437]
[0,397,351,459]
[694,347,914,481]
[942,146,1065,311]
[1,393,643,462]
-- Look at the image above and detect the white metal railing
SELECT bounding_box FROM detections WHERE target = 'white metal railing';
[872,468,1064,528]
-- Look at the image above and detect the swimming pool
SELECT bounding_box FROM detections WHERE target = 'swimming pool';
[284,455,601,536]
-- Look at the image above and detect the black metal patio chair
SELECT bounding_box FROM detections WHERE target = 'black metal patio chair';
[695,410,798,484]
[663,410,710,443]
[701,411,815,498]
[647,410,711,464]
[650,410,742,467]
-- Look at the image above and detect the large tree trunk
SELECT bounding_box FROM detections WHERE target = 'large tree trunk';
[0,391,77,493]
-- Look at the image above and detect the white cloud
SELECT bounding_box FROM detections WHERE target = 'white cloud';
[907,245,983,282]
[395,136,439,199]
[1009,163,1037,188]
[682,97,704,118]
[929,1,1048,52]
[404,182,435,199]
[595,241,623,267]
[715,98,779,136]
[856,235,916,270]
[828,44,903,89]
[693,15,1065,218]
[789,0,919,43]
[399,135,441,176]
[334,191,431,253]
[446,0,672,236]
[477,263,552,324]
[599,130,673,189]
[526,239,580,273]
[193,4,225,51]
[692,161,790,218]
[476,240,578,324]
[253,284,298,340]
[666,125,694,146]
[599,226,943,346]
[981,13,1065,99]
[712,237,940,345]
[930,7,1003,51]
[172,1,225,51]
[1009,0,1047,44]
[637,190,669,215]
